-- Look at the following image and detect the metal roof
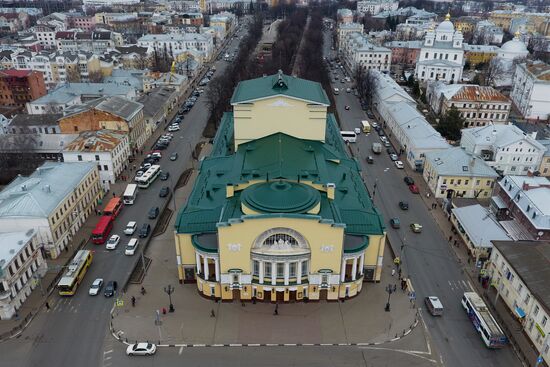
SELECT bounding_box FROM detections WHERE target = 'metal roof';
[31,83,135,105]
[0,162,96,218]
[451,204,510,248]
[0,230,36,271]
[461,124,545,152]
[492,240,550,314]
[425,147,499,178]
[63,130,127,152]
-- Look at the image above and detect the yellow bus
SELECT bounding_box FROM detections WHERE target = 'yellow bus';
[57,250,93,296]
[361,120,371,133]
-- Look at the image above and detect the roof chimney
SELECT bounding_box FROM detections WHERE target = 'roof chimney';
[326,183,335,200]
[522,181,530,191]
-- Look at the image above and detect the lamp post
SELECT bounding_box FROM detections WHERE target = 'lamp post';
[385,283,393,312]
[164,285,175,312]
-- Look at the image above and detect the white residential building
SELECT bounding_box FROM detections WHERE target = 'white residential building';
[341,32,391,73]
[415,14,465,84]
[357,0,398,15]
[337,22,364,49]
[510,61,550,121]
[137,33,214,61]
[62,130,131,191]
[461,124,545,176]
[488,240,550,366]
[0,230,47,320]
[0,162,101,259]
[371,70,449,170]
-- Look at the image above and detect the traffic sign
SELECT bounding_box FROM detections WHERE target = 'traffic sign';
[116,299,124,307]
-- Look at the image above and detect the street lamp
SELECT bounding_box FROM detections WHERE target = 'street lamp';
[385,283,394,312]
[372,178,378,200]
[164,285,175,312]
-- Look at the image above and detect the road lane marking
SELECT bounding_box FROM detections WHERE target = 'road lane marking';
[467,280,474,291]
[178,346,184,355]
[104,356,112,361]
[104,349,113,355]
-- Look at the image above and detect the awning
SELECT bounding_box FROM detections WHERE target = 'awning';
[515,306,526,318]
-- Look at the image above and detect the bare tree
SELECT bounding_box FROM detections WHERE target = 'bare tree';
[66,67,80,83]
[88,71,104,83]
[483,58,506,86]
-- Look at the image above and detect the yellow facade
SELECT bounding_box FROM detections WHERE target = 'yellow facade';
[539,156,550,177]
[424,163,496,199]
[233,96,328,147]
[465,50,497,66]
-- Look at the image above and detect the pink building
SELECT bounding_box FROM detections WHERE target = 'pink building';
[69,15,96,31]
[385,40,422,68]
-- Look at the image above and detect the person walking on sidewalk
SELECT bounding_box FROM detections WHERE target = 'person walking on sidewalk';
[45,302,50,310]
[131,296,136,307]
[210,309,215,317]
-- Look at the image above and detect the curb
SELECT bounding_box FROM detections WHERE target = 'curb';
[109,307,420,349]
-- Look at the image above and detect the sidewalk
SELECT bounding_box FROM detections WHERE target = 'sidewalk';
[111,154,419,346]
[381,129,538,366]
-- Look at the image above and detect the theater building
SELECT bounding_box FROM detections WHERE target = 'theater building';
[174,71,386,302]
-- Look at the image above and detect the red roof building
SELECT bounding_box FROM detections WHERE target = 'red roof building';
[0,69,47,111]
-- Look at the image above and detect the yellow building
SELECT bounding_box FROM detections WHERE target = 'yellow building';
[454,17,480,34]
[464,44,498,66]
[174,72,386,302]
[538,145,550,176]
[423,147,498,199]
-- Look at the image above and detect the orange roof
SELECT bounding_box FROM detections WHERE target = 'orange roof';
[449,85,509,103]
[526,62,550,81]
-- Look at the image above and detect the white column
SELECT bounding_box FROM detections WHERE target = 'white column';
[271,262,276,285]
[340,258,346,282]
[196,252,202,274]
[359,253,364,275]
[259,260,264,284]
[284,262,289,285]
[297,260,302,285]
[203,256,209,281]
[352,257,358,281]
[215,257,220,282]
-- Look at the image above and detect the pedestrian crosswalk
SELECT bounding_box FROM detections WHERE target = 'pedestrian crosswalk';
[447,279,473,293]
[45,298,81,313]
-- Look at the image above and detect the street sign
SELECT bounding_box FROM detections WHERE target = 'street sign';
[116,299,124,307]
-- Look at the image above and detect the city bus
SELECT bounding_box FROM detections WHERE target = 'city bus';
[91,215,114,244]
[103,197,123,218]
[123,184,138,205]
[136,165,161,189]
[341,131,357,143]
[461,292,507,348]
[57,250,93,296]
[361,120,371,133]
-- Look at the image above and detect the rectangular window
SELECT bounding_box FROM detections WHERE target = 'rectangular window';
[289,263,296,278]
[264,262,271,277]
[277,263,284,278]
[95,155,100,161]
[534,305,540,316]
[253,260,259,276]
[542,316,548,327]
[301,261,308,276]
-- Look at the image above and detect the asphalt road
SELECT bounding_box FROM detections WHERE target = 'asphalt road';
[0,23,250,367]
[322,31,520,367]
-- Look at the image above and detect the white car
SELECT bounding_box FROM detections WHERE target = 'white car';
[125,238,139,256]
[106,235,120,250]
[168,124,180,132]
[354,127,361,135]
[395,160,404,169]
[88,278,103,296]
[126,342,156,356]
[124,221,137,235]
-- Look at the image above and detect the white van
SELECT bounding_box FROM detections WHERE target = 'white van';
[125,238,139,256]
[424,296,444,316]
[334,88,339,95]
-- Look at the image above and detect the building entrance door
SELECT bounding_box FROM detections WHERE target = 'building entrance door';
[263,290,271,302]
[319,289,328,300]
[232,289,240,301]
[276,291,284,302]
[289,290,297,302]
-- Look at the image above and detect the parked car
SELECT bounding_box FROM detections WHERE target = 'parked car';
[160,171,170,181]
[125,238,139,256]
[371,122,378,128]
[390,217,401,229]
[410,223,423,233]
[123,221,137,235]
[395,160,404,169]
[383,141,391,147]
[159,186,170,197]
[399,201,409,210]
[390,154,398,161]
[126,343,157,356]
[88,278,103,296]
[404,176,414,185]
[104,281,117,297]
[154,143,168,150]
[168,124,180,132]
[170,152,178,161]
[148,207,159,219]
[408,184,419,194]
[366,156,374,164]
[105,235,120,250]
[138,223,151,238]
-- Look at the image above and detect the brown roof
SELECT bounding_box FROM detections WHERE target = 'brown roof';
[526,62,550,81]
[449,85,510,103]
[63,130,127,152]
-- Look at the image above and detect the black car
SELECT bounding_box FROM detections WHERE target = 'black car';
[154,143,168,150]
[148,207,159,219]
[404,176,415,185]
[159,186,170,197]
[104,281,117,298]
[399,201,409,210]
[139,223,151,238]
[160,171,169,181]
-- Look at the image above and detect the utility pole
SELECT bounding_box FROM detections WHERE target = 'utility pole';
[164,285,175,312]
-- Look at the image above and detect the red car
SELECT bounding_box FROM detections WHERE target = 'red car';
[408,184,419,194]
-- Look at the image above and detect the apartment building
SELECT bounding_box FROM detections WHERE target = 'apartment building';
[510,61,550,121]
[357,0,398,15]
[337,22,364,49]
[137,33,214,60]
[341,32,391,73]
[0,69,46,111]
[0,162,101,258]
[0,230,47,320]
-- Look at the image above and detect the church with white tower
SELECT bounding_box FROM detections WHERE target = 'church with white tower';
[414,13,465,84]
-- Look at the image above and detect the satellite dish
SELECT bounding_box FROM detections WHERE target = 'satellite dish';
[538,231,543,236]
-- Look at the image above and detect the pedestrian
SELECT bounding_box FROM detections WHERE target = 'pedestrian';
[131,296,136,307]
[45,302,50,310]
[210,309,215,317]
[453,240,458,247]
[393,284,397,292]
[241,301,245,307]
[398,269,402,279]
[112,192,115,197]
[468,257,471,264]
[391,268,396,276]
[141,286,146,295]
[449,235,453,242]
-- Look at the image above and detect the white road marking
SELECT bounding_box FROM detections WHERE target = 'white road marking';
[467,280,474,291]
[103,349,113,355]
[104,356,112,361]
[178,346,184,355]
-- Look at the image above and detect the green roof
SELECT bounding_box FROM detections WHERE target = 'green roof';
[230,71,330,106]
[175,113,385,242]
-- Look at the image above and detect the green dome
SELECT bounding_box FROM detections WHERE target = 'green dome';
[241,181,321,214]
